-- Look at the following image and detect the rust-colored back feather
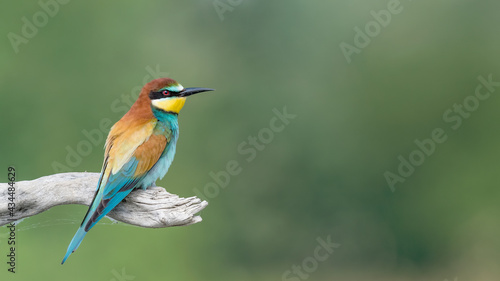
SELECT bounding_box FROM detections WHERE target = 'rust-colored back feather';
[133,134,168,176]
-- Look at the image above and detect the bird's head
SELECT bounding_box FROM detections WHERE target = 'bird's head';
[147,78,213,114]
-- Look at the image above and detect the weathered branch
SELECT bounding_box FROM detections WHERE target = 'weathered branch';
[0,172,207,228]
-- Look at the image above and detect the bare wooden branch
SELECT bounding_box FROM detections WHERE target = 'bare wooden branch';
[0,172,207,228]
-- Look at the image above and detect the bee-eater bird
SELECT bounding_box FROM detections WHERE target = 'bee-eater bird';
[61,78,213,264]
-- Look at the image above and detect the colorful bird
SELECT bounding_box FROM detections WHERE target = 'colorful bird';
[61,78,213,264]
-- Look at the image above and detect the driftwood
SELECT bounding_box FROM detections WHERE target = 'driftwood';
[0,172,207,227]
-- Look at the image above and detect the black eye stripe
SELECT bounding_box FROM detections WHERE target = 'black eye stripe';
[149,90,181,100]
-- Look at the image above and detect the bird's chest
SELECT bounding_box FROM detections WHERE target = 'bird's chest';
[141,113,179,188]
[147,133,178,182]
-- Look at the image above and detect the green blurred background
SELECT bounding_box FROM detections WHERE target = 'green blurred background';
[1,0,500,280]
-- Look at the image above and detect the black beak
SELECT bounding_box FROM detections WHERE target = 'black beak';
[180,87,214,97]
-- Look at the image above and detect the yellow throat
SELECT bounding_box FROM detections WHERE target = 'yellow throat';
[151,97,186,114]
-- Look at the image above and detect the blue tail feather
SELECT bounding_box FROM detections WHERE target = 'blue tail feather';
[61,157,143,264]
[61,188,103,264]
[61,188,135,264]
[61,227,87,264]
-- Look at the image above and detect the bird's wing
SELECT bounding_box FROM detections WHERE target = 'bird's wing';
[85,119,169,230]
[62,119,169,263]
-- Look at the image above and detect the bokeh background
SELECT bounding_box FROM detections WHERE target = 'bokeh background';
[1,0,500,280]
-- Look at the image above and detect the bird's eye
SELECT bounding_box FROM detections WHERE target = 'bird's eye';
[162,90,170,96]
